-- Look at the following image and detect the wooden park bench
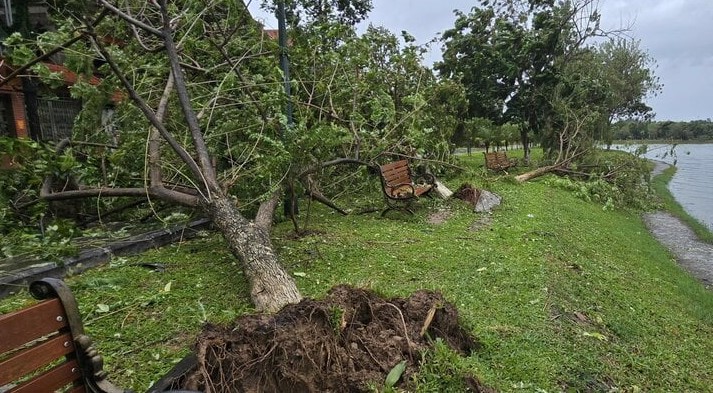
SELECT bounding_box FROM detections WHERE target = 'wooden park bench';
[483,151,515,171]
[0,278,198,393]
[378,159,436,216]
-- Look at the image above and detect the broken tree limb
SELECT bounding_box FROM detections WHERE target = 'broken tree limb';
[433,179,453,199]
[303,174,349,215]
[513,163,564,183]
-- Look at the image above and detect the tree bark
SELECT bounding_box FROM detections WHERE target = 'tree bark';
[514,164,563,183]
[204,195,302,313]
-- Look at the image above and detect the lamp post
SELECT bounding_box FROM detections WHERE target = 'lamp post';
[277,0,298,216]
[277,0,293,130]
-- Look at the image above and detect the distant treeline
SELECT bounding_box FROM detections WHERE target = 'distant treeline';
[612,119,713,141]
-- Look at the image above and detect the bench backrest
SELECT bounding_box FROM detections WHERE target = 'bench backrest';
[379,160,412,188]
[484,151,512,170]
[0,279,90,393]
[1,279,198,393]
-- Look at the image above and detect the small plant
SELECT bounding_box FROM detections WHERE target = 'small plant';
[408,338,474,392]
[327,305,345,334]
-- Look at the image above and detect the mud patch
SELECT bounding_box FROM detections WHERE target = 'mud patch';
[427,209,452,225]
[469,215,493,232]
[180,285,485,392]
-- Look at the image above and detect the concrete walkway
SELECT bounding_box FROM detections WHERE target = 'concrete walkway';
[644,211,713,288]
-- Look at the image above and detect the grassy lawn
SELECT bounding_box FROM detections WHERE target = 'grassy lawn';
[2,152,712,392]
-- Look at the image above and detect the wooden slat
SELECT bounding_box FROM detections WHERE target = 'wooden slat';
[9,359,83,393]
[414,185,432,197]
[0,299,68,354]
[380,160,407,172]
[381,160,412,186]
[0,332,75,386]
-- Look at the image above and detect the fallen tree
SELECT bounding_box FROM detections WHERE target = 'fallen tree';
[18,0,302,312]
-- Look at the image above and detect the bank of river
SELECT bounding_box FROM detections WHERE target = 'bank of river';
[616,143,713,232]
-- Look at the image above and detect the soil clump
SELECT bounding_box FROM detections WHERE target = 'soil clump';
[454,184,501,213]
[180,285,487,392]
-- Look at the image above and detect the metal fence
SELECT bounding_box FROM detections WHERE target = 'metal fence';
[37,97,81,141]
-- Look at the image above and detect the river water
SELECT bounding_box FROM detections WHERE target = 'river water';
[617,143,713,232]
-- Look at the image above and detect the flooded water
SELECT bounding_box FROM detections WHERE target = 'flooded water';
[619,143,713,232]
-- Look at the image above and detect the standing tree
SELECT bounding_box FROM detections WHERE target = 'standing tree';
[437,0,616,161]
[438,0,660,175]
[596,38,661,147]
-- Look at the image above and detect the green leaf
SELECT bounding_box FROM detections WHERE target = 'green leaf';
[582,331,608,341]
[96,304,110,313]
[385,360,407,388]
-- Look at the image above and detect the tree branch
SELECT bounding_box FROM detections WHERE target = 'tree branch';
[148,71,174,187]
[0,9,110,88]
[254,189,282,233]
[159,0,220,194]
[87,34,205,191]
[39,186,199,206]
[297,158,373,179]
[98,0,163,37]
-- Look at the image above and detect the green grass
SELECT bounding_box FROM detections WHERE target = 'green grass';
[2,151,713,392]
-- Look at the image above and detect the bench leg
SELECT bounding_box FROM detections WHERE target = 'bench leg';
[382,198,415,216]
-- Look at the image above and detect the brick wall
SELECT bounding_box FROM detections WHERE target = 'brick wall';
[10,93,28,138]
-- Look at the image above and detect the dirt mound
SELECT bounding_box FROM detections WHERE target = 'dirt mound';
[454,183,501,213]
[180,285,485,392]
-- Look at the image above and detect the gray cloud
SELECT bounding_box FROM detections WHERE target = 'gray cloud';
[249,0,711,121]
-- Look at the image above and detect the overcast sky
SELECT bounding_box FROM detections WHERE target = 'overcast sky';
[247,0,713,122]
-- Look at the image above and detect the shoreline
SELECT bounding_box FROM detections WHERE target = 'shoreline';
[644,160,713,289]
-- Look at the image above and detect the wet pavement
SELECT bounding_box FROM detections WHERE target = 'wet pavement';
[644,160,713,289]
[644,211,713,288]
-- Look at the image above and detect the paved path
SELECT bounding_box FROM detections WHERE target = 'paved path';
[644,160,713,289]
[644,211,713,288]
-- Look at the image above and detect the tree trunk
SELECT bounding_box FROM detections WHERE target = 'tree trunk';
[204,195,302,313]
[433,180,453,199]
[514,164,562,183]
[520,129,530,162]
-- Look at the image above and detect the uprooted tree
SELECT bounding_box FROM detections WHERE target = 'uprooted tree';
[2,0,306,311]
[2,0,462,311]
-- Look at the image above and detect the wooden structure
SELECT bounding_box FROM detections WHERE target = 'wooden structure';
[0,278,197,393]
[378,159,435,216]
[483,151,515,171]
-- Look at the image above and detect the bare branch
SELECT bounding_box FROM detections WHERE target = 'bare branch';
[39,186,199,206]
[147,70,175,187]
[88,35,205,189]
[254,189,282,233]
[98,0,163,37]
[296,158,373,179]
[158,0,220,194]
